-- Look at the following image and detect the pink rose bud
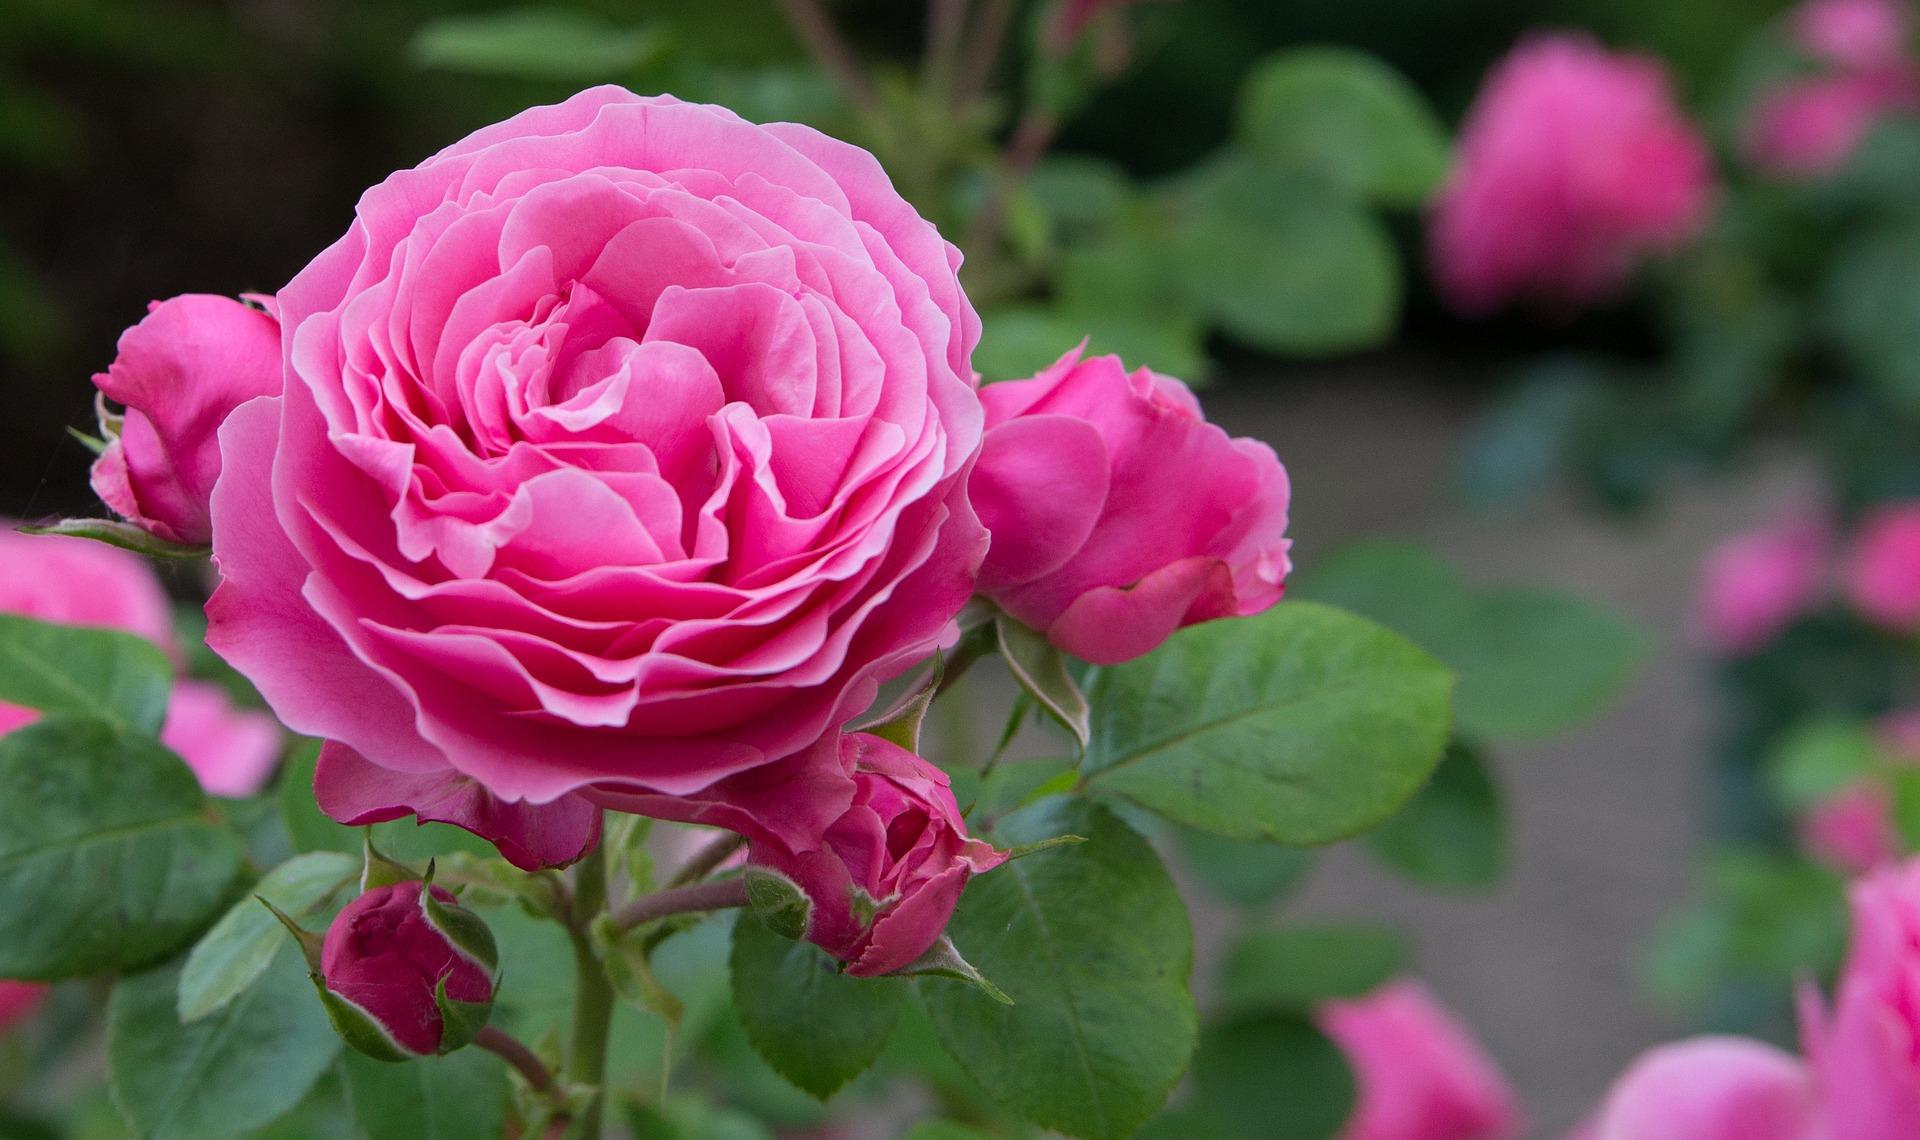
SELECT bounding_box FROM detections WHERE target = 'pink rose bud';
[970,346,1291,665]
[747,733,1005,977]
[1846,502,1920,631]
[1430,34,1715,315]
[1744,72,1917,177]
[1317,979,1523,1140]
[1799,781,1900,875]
[1799,856,1920,1137]
[1571,1036,1824,1140]
[316,881,498,1060]
[1793,0,1914,71]
[0,980,48,1034]
[1693,513,1827,655]
[90,294,282,546]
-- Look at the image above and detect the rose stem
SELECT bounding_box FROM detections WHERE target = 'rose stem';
[665,833,748,888]
[564,832,616,1138]
[608,876,752,935]
[773,0,878,113]
[473,1025,558,1096]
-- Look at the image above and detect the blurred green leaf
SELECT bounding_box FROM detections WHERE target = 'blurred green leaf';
[1170,160,1399,356]
[178,852,357,1022]
[972,303,1208,386]
[1084,601,1453,843]
[1454,358,1610,512]
[1824,220,1920,415]
[1238,48,1450,206]
[1644,851,1847,1013]
[1365,742,1506,889]
[340,1049,506,1140]
[1219,924,1409,1012]
[411,9,663,81]
[0,717,244,979]
[1190,1014,1355,1140]
[1767,717,1881,810]
[921,799,1195,1140]
[1175,826,1314,909]
[0,611,171,733]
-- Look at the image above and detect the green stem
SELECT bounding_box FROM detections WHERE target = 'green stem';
[565,833,615,1138]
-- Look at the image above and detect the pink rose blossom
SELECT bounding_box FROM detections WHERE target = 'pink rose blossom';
[1794,0,1913,71]
[90,294,283,546]
[1694,513,1828,655]
[1801,856,1920,1137]
[203,88,987,866]
[1745,72,1918,177]
[1845,502,1920,631]
[0,981,48,1034]
[1800,782,1900,875]
[1430,34,1715,315]
[970,346,1290,665]
[0,530,281,796]
[1317,979,1523,1140]
[1572,1037,1824,1140]
[747,732,1004,976]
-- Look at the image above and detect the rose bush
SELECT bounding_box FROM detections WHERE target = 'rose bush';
[205,87,987,867]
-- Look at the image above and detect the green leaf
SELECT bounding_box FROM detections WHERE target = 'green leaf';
[1238,47,1450,206]
[730,913,906,1099]
[1219,924,1408,1012]
[1175,826,1313,908]
[996,616,1091,751]
[1364,742,1506,889]
[1191,1014,1355,1140]
[1170,159,1399,357]
[1291,541,1647,741]
[1082,602,1453,843]
[1824,221,1920,415]
[108,950,340,1140]
[1767,716,1881,809]
[0,611,171,732]
[19,518,210,560]
[410,10,663,81]
[340,1048,507,1140]
[900,1124,999,1140]
[179,851,358,1021]
[0,717,245,979]
[920,799,1196,1140]
[972,303,1208,387]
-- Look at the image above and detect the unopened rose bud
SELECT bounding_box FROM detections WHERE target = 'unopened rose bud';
[315,881,498,1060]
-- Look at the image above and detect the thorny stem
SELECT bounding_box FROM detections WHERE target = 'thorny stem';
[773,0,877,113]
[608,876,751,934]
[665,832,747,888]
[474,1025,557,1096]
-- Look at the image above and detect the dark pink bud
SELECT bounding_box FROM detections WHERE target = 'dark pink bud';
[317,881,497,1059]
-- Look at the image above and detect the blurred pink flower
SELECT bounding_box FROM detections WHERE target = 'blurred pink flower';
[1745,72,1918,177]
[1845,502,1920,631]
[0,981,47,1034]
[1800,782,1900,875]
[1794,0,1913,71]
[1801,856,1920,1138]
[1695,513,1828,655]
[1318,979,1523,1140]
[1431,34,1715,315]
[161,681,281,799]
[1570,1036,1824,1140]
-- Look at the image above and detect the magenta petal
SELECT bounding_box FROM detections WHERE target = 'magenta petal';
[972,414,1110,593]
[314,742,601,870]
[1044,556,1231,666]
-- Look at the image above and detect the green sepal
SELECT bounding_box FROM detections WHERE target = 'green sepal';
[18,518,210,560]
[743,868,812,942]
[433,974,494,1054]
[995,616,1091,753]
[590,914,685,1031]
[418,880,500,977]
[65,426,109,456]
[892,935,1013,1005]
[315,980,419,1063]
[258,896,326,973]
[857,657,944,752]
[1000,834,1086,862]
[361,831,423,892]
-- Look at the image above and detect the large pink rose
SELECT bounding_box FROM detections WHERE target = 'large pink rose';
[206,88,986,865]
[0,530,281,797]
[91,294,283,546]
[747,732,1004,976]
[1694,512,1827,655]
[1802,856,1920,1138]
[1430,34,1715,315]
[1570,1037,1824,1140]
[969,346,1290,665]
[1845,502,1920,632]
[1317,979,1523,1140]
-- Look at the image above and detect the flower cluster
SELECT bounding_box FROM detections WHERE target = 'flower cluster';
[79,86,1293,977]
[1744,0,1920,178]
